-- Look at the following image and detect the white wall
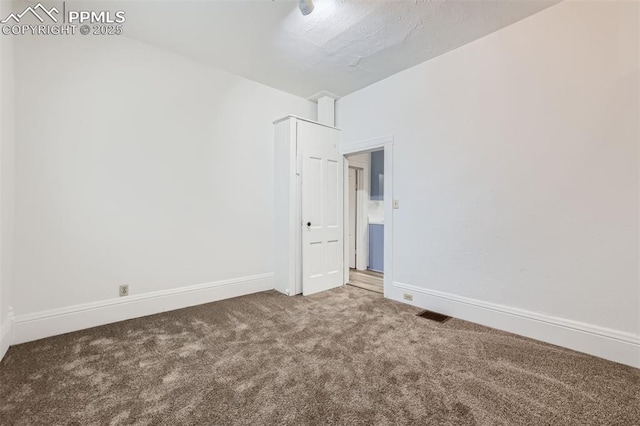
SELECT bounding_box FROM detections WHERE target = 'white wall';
[13,35,315,324]
[368,201,384,224]
[0,0,16,358]
[337,1,639,366]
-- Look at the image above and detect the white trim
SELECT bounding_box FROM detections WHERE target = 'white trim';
[341,135,394,296]
[274,118,299,297]
[356,164,364,271]
[340,135,394,156]
[273,115,340,131]
[343,158,350,284]
[345,165,367,271]
[391,281,640,368]
[13,273,274,345]
[0,307,14,362]
[294,120,303,295]
[637,1,640,351]
[353,167,367,270]
[382,143,393,298]
[346,155,369,271]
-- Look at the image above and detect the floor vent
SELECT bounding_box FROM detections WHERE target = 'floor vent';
[417,310,451,323]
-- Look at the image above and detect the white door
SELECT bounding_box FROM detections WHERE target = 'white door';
[300,121,343,296]
[348,168,357,268]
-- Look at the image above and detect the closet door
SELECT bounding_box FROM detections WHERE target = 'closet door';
[299,121,343,296]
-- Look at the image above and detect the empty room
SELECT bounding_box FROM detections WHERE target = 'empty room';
[0,0,639,424]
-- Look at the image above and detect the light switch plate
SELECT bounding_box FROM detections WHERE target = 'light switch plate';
[393,200,400,209]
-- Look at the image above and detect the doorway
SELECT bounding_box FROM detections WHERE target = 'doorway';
[345,150,385,294]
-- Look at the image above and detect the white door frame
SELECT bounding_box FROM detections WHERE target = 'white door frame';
[347,166,364,269]
[346,155,369,271]
[341,135,394,297]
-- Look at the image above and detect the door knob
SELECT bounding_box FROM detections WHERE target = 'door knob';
[307,222,311,227]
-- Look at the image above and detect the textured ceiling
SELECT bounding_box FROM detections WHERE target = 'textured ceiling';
[111,0,559,98]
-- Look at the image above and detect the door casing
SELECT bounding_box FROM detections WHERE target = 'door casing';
[348,166,363,269]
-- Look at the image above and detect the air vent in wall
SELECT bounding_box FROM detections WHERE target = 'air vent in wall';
[417,310,451,323]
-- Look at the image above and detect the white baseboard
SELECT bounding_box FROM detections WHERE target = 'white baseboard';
[0,308,14,362]
[13,273,274,345]
[390,281,640,369]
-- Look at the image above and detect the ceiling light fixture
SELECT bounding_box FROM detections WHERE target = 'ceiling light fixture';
[298,0,315,16]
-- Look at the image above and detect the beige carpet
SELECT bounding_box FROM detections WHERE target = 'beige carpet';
[0,286,638,425]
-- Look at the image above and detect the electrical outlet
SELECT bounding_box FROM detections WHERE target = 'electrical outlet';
[119,285,129,297]
[403,293,413,301]
[393,200,400,209]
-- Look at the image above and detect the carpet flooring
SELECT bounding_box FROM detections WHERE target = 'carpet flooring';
[0,286,638,425]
